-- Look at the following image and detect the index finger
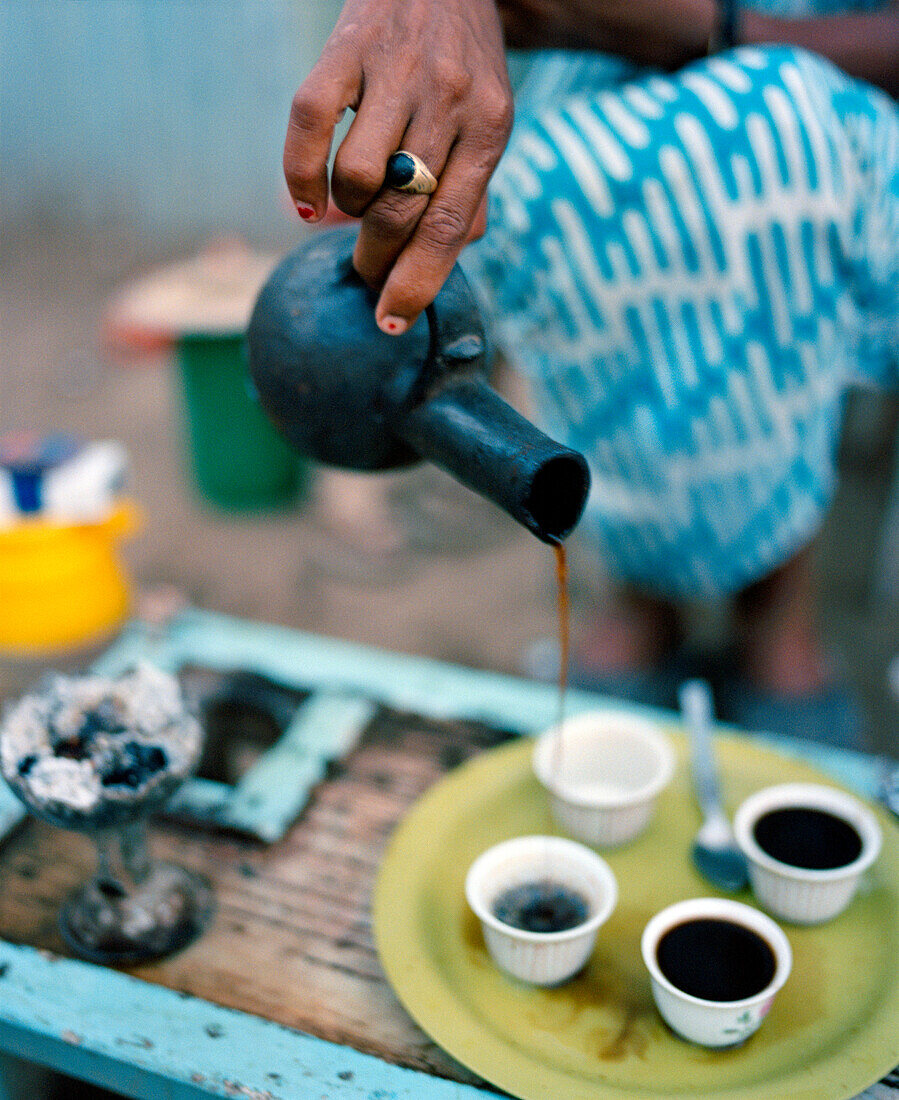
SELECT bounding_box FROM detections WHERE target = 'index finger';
[283,53,362,223]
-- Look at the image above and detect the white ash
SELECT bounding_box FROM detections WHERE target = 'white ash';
[21,757,99,814]
[0,663,201,821]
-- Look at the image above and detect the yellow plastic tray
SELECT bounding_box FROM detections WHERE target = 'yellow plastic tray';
[374,733,899,1100]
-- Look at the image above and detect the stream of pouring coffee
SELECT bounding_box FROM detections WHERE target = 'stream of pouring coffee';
[551,542,569,783]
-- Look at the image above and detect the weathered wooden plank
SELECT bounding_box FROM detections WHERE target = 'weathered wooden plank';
[222,693,376,841]
[0,706,513,1092]
[0,942,493,1100]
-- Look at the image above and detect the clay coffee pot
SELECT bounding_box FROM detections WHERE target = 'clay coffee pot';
[247,226,589,543]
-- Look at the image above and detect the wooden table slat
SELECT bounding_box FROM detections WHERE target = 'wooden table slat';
[0,704,514,1091]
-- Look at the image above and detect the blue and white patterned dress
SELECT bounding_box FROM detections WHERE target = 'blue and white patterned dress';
[465,13,899,598]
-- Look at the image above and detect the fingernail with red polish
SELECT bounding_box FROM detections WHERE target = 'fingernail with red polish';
[295,201,316,220]
[380,315,408,335]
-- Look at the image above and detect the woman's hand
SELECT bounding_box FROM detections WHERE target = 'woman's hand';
[284,0,513,335]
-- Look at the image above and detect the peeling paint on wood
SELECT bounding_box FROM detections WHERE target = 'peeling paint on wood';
[0,785,26,847]
[0,942,493,1098]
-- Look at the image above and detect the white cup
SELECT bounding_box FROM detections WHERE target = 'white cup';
[533,710,676,846]
[734,783,882,924]
[641,897,792,1048]
[465,835,618,986]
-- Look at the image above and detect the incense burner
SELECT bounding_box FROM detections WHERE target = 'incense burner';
[0,663,214,964]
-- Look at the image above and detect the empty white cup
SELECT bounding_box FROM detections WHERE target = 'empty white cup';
[533,710,676,846]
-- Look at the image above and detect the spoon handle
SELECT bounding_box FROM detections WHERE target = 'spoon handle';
[679,679,723,821]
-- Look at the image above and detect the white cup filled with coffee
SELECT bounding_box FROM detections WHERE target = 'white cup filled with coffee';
[734,783,882,924]
[641,897,792,1048]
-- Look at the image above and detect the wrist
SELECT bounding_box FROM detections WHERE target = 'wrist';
[737,10,781,46]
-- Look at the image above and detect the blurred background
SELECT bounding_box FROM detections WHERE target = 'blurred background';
[0,1,567,698]
[0,2,897,1095]
[2,0,898,751]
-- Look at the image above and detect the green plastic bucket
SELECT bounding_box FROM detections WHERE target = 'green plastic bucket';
[176,332,308,511]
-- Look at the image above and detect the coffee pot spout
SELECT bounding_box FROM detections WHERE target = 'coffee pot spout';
[247,226,590,543]
[396,370,589,543]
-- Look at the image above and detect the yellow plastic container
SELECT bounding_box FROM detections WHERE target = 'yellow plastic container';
[0,501,141,656]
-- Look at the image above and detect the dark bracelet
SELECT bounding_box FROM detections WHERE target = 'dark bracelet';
[719,0,739,47]
[708,0,740,52]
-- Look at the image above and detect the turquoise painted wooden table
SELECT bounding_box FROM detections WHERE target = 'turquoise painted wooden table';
[0,609,895,1100]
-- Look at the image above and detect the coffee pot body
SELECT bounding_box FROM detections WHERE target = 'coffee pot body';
[247,226,589,543]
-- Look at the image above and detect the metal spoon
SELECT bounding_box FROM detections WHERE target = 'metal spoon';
[877,756,899,820]
[679,679,748,891]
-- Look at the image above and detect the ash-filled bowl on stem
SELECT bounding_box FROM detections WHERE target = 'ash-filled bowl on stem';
[465,834,618,986]
[533,710,676,846]
[0,662,202,830]
[0,662,213,965]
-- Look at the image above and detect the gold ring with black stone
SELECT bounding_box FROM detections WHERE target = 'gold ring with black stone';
[384,151,438,195]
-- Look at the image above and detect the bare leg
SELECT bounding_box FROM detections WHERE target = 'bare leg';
[734,545,832,695]
[726,543,865,747]
[575,586,682,675]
